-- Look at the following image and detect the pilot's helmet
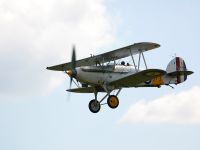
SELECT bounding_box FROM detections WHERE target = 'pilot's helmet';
[121,61,125,65]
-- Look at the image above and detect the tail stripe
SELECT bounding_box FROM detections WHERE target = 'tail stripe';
[176,57,181,83]
[183,60,187,81]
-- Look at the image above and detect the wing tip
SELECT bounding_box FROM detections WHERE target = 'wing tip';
[133,42,161,50]
[154,43,160,48]
[46,66,58,71]
[46,67,51,70]
[46,65,65,71]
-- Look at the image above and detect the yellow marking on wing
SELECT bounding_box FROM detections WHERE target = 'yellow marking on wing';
[152,76,164,86]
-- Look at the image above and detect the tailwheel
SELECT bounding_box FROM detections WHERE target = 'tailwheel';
[88,100,101,113]
[107,95,119,109]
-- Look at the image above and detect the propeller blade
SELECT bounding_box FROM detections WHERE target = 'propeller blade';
[69,45,76,90]
[71,45,76,69]
[70,76,72,89]
[65,45,77,102]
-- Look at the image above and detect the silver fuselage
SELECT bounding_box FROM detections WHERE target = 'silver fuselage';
[74,65,177,88]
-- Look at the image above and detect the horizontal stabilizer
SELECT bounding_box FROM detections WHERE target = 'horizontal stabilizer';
[167,70,193,76]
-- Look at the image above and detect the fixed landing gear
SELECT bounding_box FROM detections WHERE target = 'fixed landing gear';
[107,95,119,109]
[88,89,121,113]
[88,100,101,113]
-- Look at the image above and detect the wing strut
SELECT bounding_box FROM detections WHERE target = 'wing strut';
[130,48,148,71]
[138,52,141,70]
[141,51,148,69]
[130,48,138,72]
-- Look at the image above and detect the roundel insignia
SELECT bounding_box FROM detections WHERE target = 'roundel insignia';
[145,80,151,84]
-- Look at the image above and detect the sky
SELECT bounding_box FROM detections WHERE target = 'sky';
[0,0,200,150]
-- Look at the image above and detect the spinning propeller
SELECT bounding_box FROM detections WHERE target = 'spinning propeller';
[65,45,77,90]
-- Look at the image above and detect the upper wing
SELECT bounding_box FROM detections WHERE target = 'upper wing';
[47,42,160,71]
[110,69,166,88]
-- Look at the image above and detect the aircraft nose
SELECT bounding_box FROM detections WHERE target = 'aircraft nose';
[66,69,77,77]
[66,70,73,76]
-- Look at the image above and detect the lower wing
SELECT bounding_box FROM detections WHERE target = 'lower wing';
[110,69,166,88]
[67,86,105,93]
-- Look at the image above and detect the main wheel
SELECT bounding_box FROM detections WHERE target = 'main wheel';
[107,95,119,109]
[88,100,101,113]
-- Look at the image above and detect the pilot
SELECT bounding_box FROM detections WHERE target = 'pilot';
[121,61,125,66]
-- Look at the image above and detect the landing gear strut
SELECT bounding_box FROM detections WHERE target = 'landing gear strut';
[88,89,101,113]
[88,88,121,113]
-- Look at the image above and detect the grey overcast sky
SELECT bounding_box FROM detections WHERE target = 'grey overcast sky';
[0,0,200,150]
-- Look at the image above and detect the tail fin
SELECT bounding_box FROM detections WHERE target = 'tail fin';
[166,57,193,84]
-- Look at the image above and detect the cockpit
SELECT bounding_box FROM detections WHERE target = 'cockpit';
[120,61,130,66]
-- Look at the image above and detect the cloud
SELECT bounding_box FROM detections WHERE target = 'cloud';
[0,0,115,97]
[120,86,200,125]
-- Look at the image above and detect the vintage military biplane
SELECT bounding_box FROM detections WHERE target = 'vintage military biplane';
[47,42,193,113]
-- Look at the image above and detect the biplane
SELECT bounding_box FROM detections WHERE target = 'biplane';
[47,42,193,113]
